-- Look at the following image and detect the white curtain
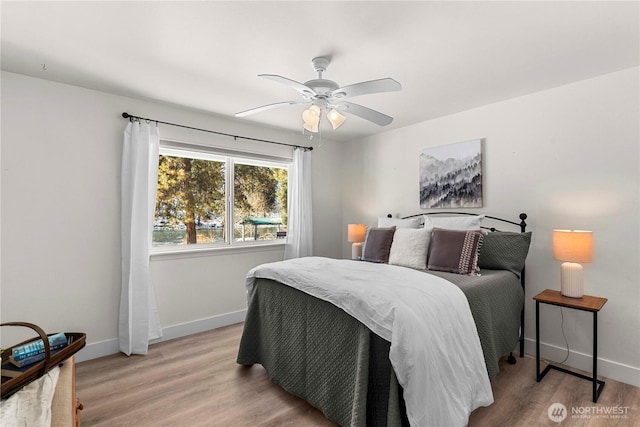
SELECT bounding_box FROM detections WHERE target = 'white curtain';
[284,148,313,259]
[119,121,163,355]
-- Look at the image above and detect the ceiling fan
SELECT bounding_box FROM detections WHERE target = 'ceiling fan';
[235,57,402,132]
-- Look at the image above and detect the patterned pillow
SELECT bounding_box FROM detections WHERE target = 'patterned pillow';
[427,228,483,275]
[361,226,396,263]
[478,231,532,278]
[388,227,432,270]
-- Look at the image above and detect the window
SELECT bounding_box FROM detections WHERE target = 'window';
[152,144,289,249]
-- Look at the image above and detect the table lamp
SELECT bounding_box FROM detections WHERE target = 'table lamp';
[348,224,367,260]
[552,229,594,298]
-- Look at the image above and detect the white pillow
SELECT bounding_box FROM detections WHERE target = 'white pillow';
[378,216,421,229]
[388,227,432,270]
[423,214,484,230]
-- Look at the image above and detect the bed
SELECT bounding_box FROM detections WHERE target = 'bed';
[237,212,530,427]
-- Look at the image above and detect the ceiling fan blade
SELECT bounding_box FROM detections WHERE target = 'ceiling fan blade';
[259,74,317,97]
[334,101,394,126]
[236,101,306,117]
[331,78,401,99]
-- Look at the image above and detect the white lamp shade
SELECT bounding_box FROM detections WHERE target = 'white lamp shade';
[553,230,594,263]
[347,224,366,243]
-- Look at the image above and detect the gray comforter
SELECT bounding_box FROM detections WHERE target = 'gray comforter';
[237,268,523,426]
[429,269,524,380]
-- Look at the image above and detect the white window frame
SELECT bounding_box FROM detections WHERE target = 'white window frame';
[151,141,291,256]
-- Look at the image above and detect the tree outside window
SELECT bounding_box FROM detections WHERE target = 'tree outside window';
[153,151,288,247]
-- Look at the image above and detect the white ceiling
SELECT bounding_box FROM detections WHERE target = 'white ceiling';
[2,1,638,142]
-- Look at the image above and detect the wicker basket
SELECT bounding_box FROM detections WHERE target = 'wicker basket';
[1,322,86,399]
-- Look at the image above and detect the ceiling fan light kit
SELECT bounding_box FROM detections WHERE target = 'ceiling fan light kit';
[236,56,402,134]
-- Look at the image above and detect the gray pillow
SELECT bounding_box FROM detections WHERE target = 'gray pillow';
[478,231,532,278]
[427,228,483,275]
[361,226,396,263]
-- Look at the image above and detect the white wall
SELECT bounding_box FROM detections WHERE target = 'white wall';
[342,68,640,387]
[2,67,638,388]
[0,71,343,358]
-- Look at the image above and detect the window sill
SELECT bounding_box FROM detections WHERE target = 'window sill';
[150,241,286,261]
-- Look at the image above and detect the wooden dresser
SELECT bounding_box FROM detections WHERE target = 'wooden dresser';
[51,356,83,427]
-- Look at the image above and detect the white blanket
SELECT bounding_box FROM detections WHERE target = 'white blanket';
[247,257,493,427]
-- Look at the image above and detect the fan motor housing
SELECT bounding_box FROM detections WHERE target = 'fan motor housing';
[304,79,339,96]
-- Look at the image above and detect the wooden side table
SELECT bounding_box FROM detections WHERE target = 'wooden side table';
[534,289,607,403]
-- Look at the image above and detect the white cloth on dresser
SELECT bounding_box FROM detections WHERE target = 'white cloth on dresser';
[0,366,60,427]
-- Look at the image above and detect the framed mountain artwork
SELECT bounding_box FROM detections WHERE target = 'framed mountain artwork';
[419,139,483,208]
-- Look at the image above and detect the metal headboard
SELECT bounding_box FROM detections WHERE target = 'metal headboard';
[388,212,528,233]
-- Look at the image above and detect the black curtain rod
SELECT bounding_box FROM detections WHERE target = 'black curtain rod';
[121,112,313,151]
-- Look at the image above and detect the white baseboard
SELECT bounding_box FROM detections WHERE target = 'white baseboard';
[74,309,247,363]
[74,315,639,389]
[523,337,640,388]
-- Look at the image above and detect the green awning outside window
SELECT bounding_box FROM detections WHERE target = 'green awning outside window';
[240,217,282,226]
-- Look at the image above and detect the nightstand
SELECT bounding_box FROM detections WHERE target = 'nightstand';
[534,289,607,402]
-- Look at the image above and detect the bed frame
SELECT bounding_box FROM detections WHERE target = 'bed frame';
[389,211,528,363]
[239,211,530,426]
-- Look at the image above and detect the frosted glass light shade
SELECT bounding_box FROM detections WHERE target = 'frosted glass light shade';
[327,109,346,129]
[303,122,318,133]
[302,105,321,133]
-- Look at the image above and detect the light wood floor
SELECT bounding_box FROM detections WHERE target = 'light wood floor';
[76,323,639,426]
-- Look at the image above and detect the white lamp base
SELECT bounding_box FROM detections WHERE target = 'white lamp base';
[560,262,584,298]
[351,242,363,260]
